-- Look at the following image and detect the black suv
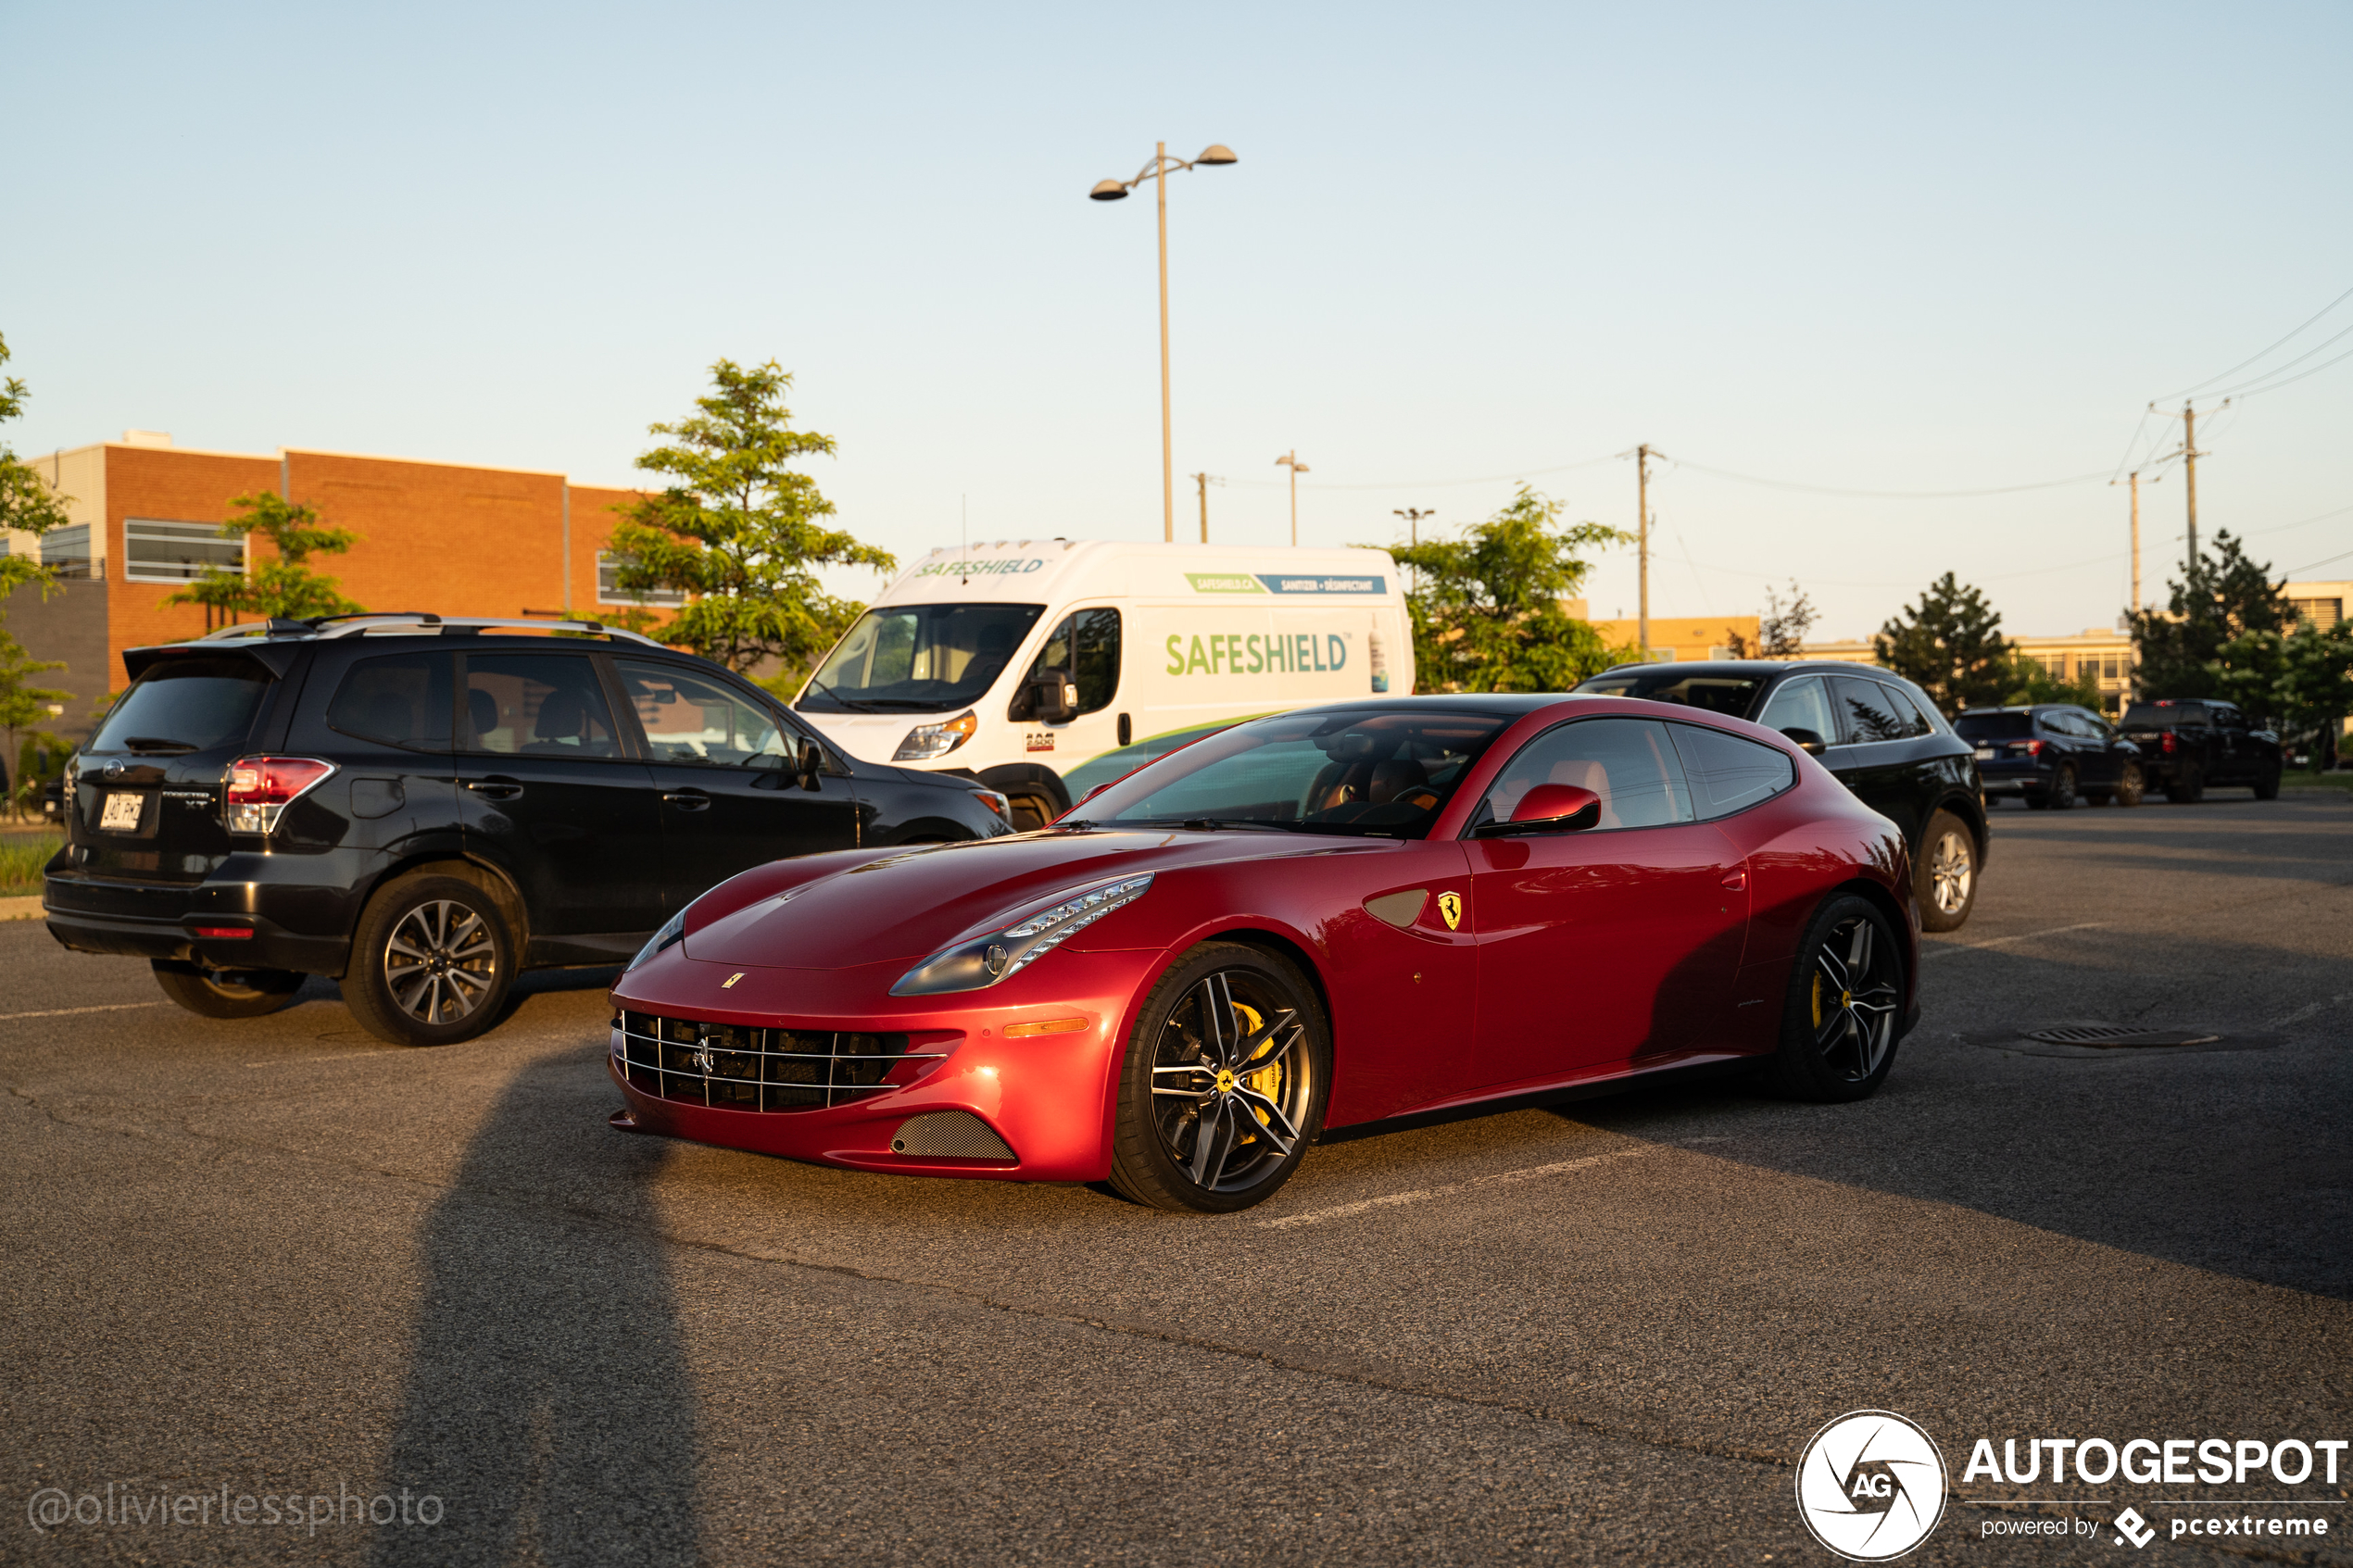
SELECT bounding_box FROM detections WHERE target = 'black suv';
[1573,659,1989,931]
[1955,705,2145,809]
[43,616,1014,1046]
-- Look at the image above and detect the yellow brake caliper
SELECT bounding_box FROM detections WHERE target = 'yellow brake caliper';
[1811,973,1823,1030]
[1230,1002,1281,1138]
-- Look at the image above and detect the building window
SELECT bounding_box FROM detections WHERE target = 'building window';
[2104,657,2120,680]
[2291,596,2344,629]
[124,519,244,583]
[40,524,94,579]
[597,553,686,608]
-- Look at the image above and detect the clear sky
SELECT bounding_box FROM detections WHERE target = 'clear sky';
[5,1,2348,642]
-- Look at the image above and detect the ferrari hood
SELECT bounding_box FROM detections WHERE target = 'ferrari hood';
[683,829,1352,971]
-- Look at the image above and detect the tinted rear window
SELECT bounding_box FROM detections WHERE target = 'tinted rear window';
[91,657,272,754]
[2123,703,2204,728]
[1667,723,1794,818]
[327,653,454,751]
[1574,672,1764,717]
[1956,712,2032,740]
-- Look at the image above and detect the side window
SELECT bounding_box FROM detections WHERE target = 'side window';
[1831,676,1905,744]
[1873,682,1935,739]
[1026,608,1121,715]
[1481,717,1692,831]
[324,653,452,752]
[615,659,796,769]
[460,654,623,759]
[1668,723,1795,820]
[1755,676,1836,742]
[1897,679,1951,732]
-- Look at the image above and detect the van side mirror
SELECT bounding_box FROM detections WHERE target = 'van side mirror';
[1780,727,1827,756]
[1033,667,1078,725]
[1473,784,1601,837]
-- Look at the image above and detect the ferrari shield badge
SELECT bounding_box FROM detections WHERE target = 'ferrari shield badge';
[1437,891,1463,931]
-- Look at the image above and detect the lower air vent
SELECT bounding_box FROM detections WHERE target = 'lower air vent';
[891,1111,1015,1161]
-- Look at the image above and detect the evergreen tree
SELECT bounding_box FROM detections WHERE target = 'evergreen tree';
[2128,530,2291,699]
[1381,486,1633,692]
[1873,573,2010,714]
[603,359,895,674]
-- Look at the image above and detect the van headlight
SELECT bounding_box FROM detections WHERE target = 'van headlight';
[628,910,686,972]
[895,710,977,761]
[889,874,1153,996]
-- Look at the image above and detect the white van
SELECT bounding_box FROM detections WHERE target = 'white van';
[793,539,1415,829]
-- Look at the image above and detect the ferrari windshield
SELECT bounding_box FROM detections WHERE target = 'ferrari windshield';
[798,602,1045,714]
[1080,708,1513,838]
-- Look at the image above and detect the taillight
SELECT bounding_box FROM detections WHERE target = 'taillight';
[2020,739,2044,756]
[224,756,337,834]
[2161,733,2177,754]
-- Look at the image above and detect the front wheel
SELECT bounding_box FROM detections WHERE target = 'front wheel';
[2253,763,2281,801]
[152,960,304,1019]
[1768,896,1905,1103]
[2168,764,2205,804]
[1915,810,1977,933]
[1108,942,1330,1214]
[343,873,516,1047]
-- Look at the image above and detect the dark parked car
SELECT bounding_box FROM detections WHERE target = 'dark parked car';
[1954,705,2144,809]
[2118,698,2283,802]
[1573,660,1988,931]
[43,615,1015,1047]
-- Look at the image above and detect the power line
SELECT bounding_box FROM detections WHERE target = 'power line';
[2218,339,2353,400]
[1663,459,2112,499]
[1222,450,1620,491]
[2154,281,2353,402]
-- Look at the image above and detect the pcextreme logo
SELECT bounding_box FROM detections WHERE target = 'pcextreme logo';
[1795,1410,1949,1561]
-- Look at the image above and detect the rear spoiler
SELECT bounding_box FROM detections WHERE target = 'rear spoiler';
[121,641,301,682]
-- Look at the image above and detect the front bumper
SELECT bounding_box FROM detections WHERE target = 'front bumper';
[606,946,1158,1183]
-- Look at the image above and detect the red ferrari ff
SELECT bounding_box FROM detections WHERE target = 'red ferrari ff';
[608,696,1919,1212]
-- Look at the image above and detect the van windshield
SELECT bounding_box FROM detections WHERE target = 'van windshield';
[798,603,1045,714]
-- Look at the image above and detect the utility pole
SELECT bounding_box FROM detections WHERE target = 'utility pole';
[1277,450,1309,546]
[2180,401,2201,571]
[1635,444,1656,658]
[2112,470,2161,614]
[1155,141,1173,542]
[1190,471,1218,543]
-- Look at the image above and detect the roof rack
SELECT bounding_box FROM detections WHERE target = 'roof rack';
[198,614,666,646]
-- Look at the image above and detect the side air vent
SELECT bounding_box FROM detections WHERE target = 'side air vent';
[891,1111,1015,1161]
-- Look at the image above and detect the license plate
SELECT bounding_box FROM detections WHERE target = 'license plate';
[1973,747,1995,760]
[100,791,144,832]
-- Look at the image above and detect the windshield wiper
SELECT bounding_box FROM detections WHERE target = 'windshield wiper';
[799,674,879,713]
[1136,817,1302,833]
[122,737,197,755]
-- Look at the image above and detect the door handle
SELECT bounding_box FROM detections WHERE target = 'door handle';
[662,789,712,812]
[466,778,524,800]
[1719,869,1747,892]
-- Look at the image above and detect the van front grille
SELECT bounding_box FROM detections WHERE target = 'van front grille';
[613,1011,943,1111]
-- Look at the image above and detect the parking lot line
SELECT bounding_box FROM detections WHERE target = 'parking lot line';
[1258,1146,1661,1231]
[1920,922,2107,960]
[0,1001,163,1022]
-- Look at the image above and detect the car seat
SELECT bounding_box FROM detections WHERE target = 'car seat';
[465,688,500,750]
[523,688,611,755]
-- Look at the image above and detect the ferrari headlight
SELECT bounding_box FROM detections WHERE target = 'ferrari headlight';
[889,873,1153,996]
[895,710,977,761]
[628,910,686,972]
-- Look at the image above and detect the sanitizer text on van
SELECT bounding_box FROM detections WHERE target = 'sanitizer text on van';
[1165,633,1349,675]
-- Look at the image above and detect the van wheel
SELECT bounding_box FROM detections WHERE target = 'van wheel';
[1009,789,1061,831]
[152,960,304,1019]
[344,873,515,1047]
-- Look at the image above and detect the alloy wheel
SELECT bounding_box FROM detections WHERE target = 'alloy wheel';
[1927,829,1973,917]
[1809,914,1900,1083]
[1148,968,1315,1194]
[383,898,499,1025]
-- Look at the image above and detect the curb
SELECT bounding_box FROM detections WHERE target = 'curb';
[0,896,46,922]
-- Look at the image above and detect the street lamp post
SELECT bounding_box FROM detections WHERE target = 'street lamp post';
[1090,142,1238,543]
[1277,449,1309,546]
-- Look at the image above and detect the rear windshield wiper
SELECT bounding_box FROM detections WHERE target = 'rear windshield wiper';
[122,737,197,755]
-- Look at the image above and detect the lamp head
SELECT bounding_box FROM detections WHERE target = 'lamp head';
[1088,179,1129,201]
[1195,144,1238,166]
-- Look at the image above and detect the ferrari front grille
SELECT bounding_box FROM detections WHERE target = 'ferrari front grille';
[613,1010,944,1111]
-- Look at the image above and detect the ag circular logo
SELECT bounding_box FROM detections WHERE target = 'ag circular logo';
[1794,1409,1947,1561]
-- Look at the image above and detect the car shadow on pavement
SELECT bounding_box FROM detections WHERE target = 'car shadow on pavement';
[371,1064,700,1566]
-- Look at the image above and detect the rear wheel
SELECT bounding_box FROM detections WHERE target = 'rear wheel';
[1914,810,1977,933]
[2112,762,2144,808]
[2253,762,2281,801]
[2168,763,2205,804]
[1108,942,1329,1214]
[152,960,304,1020]
[343,873,515,1047]
[1768,896,1904,1103]
[2046,763,2078,809]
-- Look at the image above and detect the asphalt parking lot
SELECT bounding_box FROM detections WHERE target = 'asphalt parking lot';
[4,793,2349,1565]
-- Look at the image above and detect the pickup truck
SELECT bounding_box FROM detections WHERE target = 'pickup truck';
[2117,698,2282,803]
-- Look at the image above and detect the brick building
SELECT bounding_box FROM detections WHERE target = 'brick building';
[2,433,673,739]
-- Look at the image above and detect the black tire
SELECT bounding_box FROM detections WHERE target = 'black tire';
[1108,942,1331,1214]
[2167,763,2204,804]
[152,960,304,1020]
[1009,789,1061,832]
[2113,762,2144,808]
[2253,763,2281,801]
[343,872,516,1047]
[2047,763,2078,809]
[1767,896,1905,1103]
[1915,810,1977,933]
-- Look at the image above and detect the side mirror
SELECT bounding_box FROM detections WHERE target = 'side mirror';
[1780,727,1827,756]
[1474,784,1601,836]
[796,738,824,791]
[1034,667,1078,725]
[1076,782,1110,806]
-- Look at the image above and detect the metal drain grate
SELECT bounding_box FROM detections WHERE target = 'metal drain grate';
[2023,1024,2221,1048]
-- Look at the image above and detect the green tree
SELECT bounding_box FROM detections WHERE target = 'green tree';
[1380,485,1633,692]
[1998,651,2103,709]
[1874,573,2010,715]
[2211,619,2353,765]
[2128,529,2291,700]
[603,359,895,674]
[1756,579,1818,658]
[0,609,69,817]
[166,492,364,621]
[0,331,75,597]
